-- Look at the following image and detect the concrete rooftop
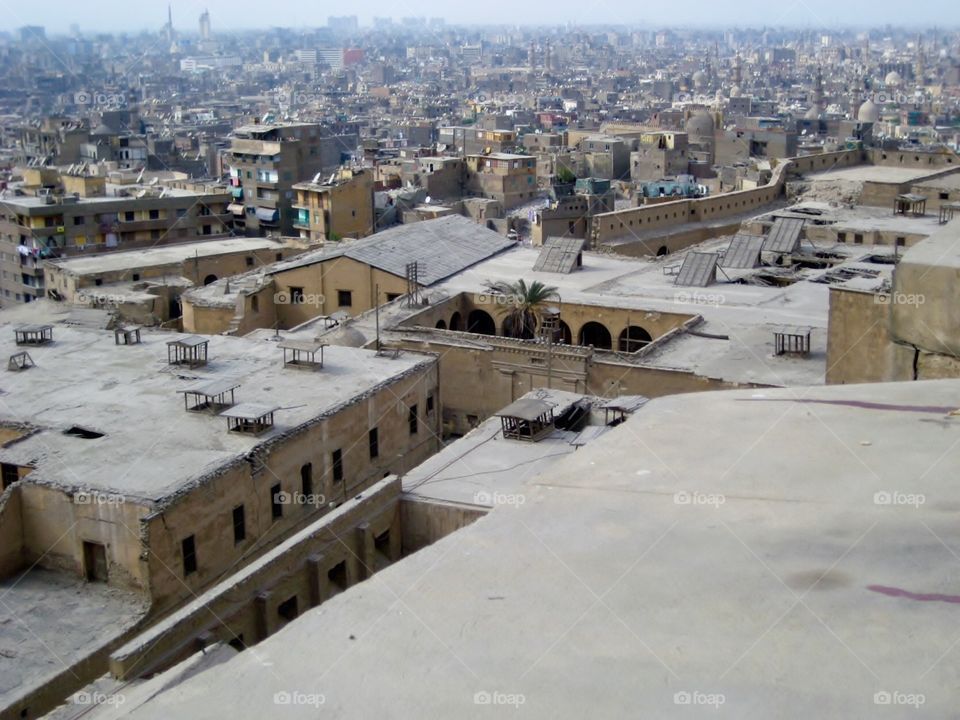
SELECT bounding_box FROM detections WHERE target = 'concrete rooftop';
[0,304,433,503]
[74,379,960,718]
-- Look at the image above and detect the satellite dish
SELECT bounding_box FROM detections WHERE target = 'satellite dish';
[425,196,431,204]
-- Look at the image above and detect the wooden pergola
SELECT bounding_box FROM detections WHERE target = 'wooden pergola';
[279,339,326,370]
[167,336,209,368]
[894,193,927,217]
[177,378,240,413]
[222,403,279,435]
[938,201,960,225]
[773,325,812,356]
[601,395,649,426]
[14,324,53,346]
[495,398,556,442]
[114,325,142,345]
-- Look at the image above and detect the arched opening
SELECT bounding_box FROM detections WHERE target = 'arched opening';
[578,321,612,349]
[619,326,652,352]
[502,314,535,340]
[556,320,572,345]
[449,312,463,331]
[435,319,447,330]
[656,246,669,257]
[203,274,218,286]
[466,309,496,336]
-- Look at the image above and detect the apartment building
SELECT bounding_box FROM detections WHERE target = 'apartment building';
[292,168,375,242]
[0,175,233,308]
[464,152,538,209]
[224,122,358,236]
[630,131,690,180]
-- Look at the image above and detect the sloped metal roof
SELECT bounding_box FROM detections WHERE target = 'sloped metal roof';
[267,215,514,286]
[763,217,805,254]
[532,237,585,274]
[674,252,719,287]
[722,234,766,269]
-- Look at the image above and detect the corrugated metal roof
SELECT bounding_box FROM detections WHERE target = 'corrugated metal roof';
[495,398,555,421]
[722,234,765,269]
[532,237,585,274]
[763,217,805,254]
[674,252,719,287]
[267,215,514,286]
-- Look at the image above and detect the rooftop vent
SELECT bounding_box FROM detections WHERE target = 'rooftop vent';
[7,351,34,372]
[222,403,278,435]
[495,398,556,442]
[178,378,240,413]
[279,340,326,371]
[167,336,209,368]
[14,324,53,346]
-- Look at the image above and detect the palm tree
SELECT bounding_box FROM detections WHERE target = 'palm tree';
[485,279,559,340]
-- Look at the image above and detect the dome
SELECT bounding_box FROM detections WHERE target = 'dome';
[804,105,820,120]
[686,109,715,138]
[692,70,707,89]
[857,99,880,123]
[884,70,902,86]
[325,326,367,348]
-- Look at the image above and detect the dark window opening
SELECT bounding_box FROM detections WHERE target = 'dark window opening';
[277,595,299,622]
[426,394,434,413]
[271,484,283,519]
[337,290,352,307]
[408,405,418,435]
[228,634,245,651]
[368,428,379,459]
[290,286,304,304]
[332,449,343,483]
[1,463,19,489]
[328,560,348,592]
[83,541,108,582]
[182,536,197,576]
[301,463,313,497]
[232,505,246,544]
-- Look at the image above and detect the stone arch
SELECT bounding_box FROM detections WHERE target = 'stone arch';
[466,309,496,336]
[435,319,447,330]
[619,326,652,353]
[656,245,669,257]
[449,312,463,331]
[203,274,218,286]
[578,321,612,349]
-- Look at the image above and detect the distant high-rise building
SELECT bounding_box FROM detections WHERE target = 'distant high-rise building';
[18,25,45,43]
[199,9,211,40]
[328,15,358,34]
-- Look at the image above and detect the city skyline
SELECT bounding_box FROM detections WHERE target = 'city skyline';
[5,0,960,34]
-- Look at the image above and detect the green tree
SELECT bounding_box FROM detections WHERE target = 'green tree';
[485,279,560,339]
[556,166,576,184]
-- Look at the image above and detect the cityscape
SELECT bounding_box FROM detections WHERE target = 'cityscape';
[0,2,959,717]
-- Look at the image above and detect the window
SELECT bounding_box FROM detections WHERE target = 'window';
[408,405,418,435]
[368,428,379,459]
[896,236,906,247]
[426,394,434,413]
[73,216,85,226]
[290,286,304,304]
[251,295,259,313]
[837,232,846,243]
[328,560,348,592]
[271,484,283,519]
[182,536,197,575]
[148,209,159,220]
[150,229,161,240]
[233,505,246,544]
[337,290,352,307]
[202,225,212,235]
[132,273,140,281]
[277,595,298,621]
[854,234,864,244]
[386,293,401,302]
[176,208,187,218]
[332,449,343,483]
[245,256,254,267]
[301,463,313,497]
[124,211,135,222]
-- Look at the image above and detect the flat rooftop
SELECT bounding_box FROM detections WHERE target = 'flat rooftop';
[805,164,950,184]
[46,238,287,276]
[0,303,434,503]
[0,568,146,712]
[84,379,960,717]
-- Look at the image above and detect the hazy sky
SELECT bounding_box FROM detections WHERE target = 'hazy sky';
[5,0,957,33]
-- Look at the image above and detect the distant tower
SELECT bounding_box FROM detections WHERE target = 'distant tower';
[199,9,211,41]
[544,42,551,74]
[528,41,536,73]
[165,4,174,43]
[915,33,925,85]
[813,65,824,111]
[733,53,742,86]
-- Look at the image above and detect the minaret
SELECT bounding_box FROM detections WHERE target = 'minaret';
[165,4,174,43]
[544,42,551,74]
[915,33,925,86]
[814,65,824,112]
[734,53,742,86]
[528,41,536,73]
